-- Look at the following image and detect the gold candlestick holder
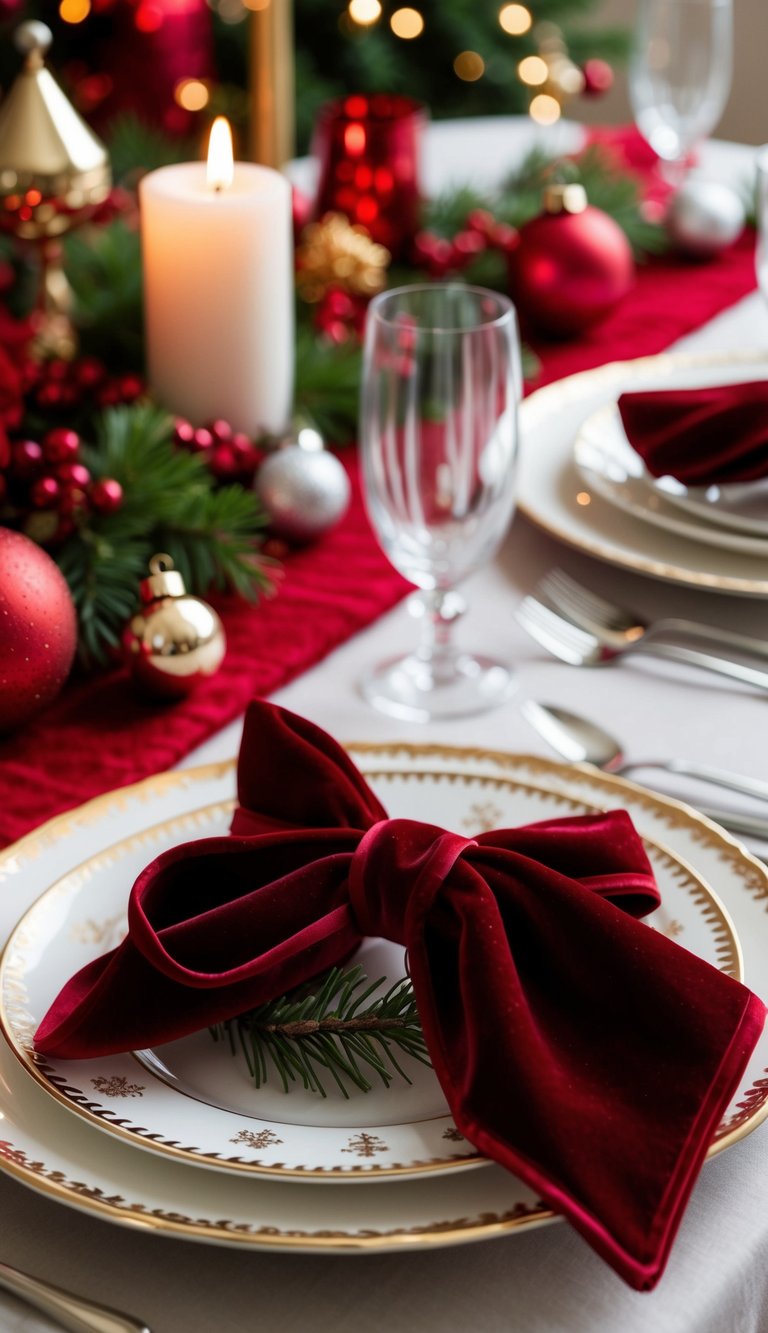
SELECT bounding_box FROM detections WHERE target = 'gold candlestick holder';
[0,21,112,358]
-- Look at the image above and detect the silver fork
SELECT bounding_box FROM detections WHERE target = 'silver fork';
[516,596,768,691]
[535,568,768,663]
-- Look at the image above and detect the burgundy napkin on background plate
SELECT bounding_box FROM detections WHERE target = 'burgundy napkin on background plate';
[618,379,768,485]
[35,702,766,1292]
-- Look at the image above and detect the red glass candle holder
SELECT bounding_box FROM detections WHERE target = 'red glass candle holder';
[311,94,426,259]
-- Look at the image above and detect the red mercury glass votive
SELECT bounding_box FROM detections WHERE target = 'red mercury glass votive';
[311,94,426,259]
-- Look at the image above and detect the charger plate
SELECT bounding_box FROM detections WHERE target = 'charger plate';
[519,349,768,595]
[0,747,764,1251]
[0,767,740,1182]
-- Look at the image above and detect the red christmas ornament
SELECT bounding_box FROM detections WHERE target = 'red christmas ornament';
[507,184,634,339]
[0,527,77,732]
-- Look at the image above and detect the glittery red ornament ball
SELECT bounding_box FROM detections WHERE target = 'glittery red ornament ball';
[508,200,633,338]
[0,527,77,732]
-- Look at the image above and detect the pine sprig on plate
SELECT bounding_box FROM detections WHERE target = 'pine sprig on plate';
[210,964,430,1100]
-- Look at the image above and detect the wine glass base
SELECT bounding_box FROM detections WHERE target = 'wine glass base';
[360,652,517,723]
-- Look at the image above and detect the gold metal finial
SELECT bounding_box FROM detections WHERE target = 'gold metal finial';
[0,23,112,358]
[14,21,52,67]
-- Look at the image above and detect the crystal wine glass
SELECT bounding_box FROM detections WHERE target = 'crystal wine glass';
[360,283,521,721]
[629,0,733,182]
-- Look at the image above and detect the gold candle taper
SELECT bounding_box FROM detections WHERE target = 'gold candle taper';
[248,0,295,170]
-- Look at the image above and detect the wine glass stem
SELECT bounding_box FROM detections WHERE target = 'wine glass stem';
[414,589,466,681]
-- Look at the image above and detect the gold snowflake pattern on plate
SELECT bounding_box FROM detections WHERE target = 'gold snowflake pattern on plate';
[230,1129,284,1149]
[462,801,504,833]
[91,1075,145,1099]
[342,1132,388,1158]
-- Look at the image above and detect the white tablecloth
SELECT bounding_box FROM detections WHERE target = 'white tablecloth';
[3,130,768,1332]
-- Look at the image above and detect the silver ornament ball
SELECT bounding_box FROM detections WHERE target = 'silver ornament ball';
[256,446,351,542]
[667,179,745,258]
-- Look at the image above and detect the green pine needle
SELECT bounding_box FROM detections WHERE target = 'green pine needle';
[210,964,431,1100]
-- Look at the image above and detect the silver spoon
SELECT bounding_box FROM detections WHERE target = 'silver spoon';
[522,701,768,841]
[0,1260,150,1333]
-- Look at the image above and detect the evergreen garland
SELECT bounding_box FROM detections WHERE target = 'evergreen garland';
[210,964,430,1099]
[59,405,271,667]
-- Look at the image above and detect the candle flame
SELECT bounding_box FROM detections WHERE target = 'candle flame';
[207,117,234,192]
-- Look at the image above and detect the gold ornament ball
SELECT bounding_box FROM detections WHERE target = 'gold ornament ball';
[123,555,226,699]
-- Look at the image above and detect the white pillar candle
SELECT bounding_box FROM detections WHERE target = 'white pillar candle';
[139,119,293,436]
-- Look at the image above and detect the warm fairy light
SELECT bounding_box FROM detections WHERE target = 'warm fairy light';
[243,0,270,8]
[518,55,548,86]
[59,0,91,22]
[530,93,562,125]
[454,50,485,81]
[348,0,382,25]
[134,2,163,30]
[576,491,592,506]
[390,6,424,38]
[175,79,210,112]
[217,0,247,24]
[499,3,531,35]
[207,117,235,192]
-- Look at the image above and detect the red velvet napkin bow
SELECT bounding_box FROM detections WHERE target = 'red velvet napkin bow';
[35,702,765,1292]
[618,379,768,486]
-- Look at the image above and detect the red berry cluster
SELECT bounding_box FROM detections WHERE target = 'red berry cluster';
[173,418,264,484]
[23,356,145,416]
[313,288,368,345]
[0,427,123,545]
[411,209,519,279]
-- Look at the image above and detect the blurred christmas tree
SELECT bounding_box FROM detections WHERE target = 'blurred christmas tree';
[0,0,625,155]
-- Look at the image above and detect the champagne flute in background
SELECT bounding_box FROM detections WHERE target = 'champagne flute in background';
[360,284,521,722]
[629,0,733,184]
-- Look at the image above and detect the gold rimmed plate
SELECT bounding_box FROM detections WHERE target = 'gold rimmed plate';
[520,349,768,595]
[0,748,763,1251]
[0,762,746,1189]
[0,763,745,1184]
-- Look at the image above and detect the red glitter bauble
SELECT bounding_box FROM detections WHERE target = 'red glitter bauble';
[0,527,77,732]
[508,187,634,338]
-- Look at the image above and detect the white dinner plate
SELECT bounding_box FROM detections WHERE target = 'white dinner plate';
[574,402,768,557]
[0,769,740,1182]
[0,748,765,1252]
[656,476,768,538]
[519,350,768,595]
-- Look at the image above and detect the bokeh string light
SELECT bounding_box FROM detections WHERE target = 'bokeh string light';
[53,0,599,130]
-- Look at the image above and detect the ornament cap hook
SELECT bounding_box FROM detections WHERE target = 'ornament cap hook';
[543,182,588,216]
[142,553,186,602]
